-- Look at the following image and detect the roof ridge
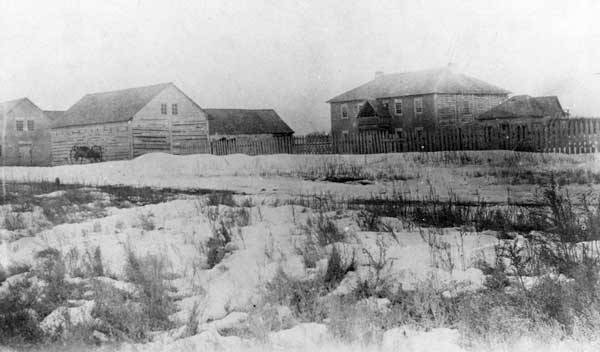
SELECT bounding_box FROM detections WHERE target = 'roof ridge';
[327,67,509,103]
[85,82,172,96]
[205,108,275,111]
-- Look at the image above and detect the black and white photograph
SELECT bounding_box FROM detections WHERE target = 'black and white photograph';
[0,1,599,351]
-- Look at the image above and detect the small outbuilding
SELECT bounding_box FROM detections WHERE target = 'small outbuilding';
[204,109,294,142]
[0,98,52,166]
[51,82,209,164]
[477,95,567,123]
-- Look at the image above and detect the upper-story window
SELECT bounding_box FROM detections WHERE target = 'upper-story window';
[414,98,423,114]
[16,120,24,131]
[27,120,34,131]
[394,99,403,115]
[341,104,349,119]
[382,101,389,111]
[161,104,167,115]
[172,104,178,115]
[461,100,471,115]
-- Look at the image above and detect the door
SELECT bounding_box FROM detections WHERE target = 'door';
[18,144,32,166]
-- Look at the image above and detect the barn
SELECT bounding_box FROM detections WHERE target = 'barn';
[51,82,209,165]
[204,109,294,143]
[0,98,52,166]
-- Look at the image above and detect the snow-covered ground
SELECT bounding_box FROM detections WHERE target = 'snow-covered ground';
[2,152,600,351]
[0,151,597,201]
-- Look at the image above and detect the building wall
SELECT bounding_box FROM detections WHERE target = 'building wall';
[132,85,209,156]
[330,100,365,137]
[330,93,507,135]
[377,94,437,132]
[210,133,289,142]
[435,94,507,126]
[1,100,52,166]
[51,121,131,165]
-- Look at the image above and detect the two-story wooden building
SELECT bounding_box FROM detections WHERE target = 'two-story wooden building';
[327,65,510,137]
[51,82,209,165]
[0,98,52,166]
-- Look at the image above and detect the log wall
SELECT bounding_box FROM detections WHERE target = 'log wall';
[51,121,131,165]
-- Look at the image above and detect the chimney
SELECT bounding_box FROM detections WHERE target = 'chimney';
[374,71,384,79]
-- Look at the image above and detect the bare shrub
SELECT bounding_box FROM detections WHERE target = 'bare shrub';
[91,280,148,341]
[305,212,344,247]
[233,207,251,227]
[265,268,328,323]
[419,228,454,272]
[206,191,236,207]
[324,245,354,290]
[0,278,45,343]
[205,221,233,269]
[356,209,381,231]
[124,250,175,332]
[4,212,26,231]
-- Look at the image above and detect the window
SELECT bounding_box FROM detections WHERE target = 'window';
[341,104,348,119]
[395,128,404,138]
[342,130,349,139]
[394,99,403,115]
[172,104,178,115]
[415,127,424,139]
[16,120,23,131]
[438,106,454,119]
[382,101,389,111]
[461,100,471,115]
[414,98,423,114]
[27,120,34,131]
[161,104,167,115]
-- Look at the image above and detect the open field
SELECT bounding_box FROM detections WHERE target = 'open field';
[2,151,600,351]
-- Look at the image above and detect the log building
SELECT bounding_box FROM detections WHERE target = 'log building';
[51,82,209,165]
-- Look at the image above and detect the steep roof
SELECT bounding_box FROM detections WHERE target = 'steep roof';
[478,95,566,120]
[327,66,510,103]
[43,110,65,121]
[0,98,32,115]
[54,82,172,128]
[204,109,294,135]
[357,99,391,118]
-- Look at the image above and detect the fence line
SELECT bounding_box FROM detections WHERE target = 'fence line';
[208,118,600,156]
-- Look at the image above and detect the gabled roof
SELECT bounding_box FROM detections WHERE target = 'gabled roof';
[327,66,510,103]
[43,110,65,121]
[478,95,566,120]
[0,98,33,115]
[357,99,391,118]
[53,82,173,128]
[204,109,294,135]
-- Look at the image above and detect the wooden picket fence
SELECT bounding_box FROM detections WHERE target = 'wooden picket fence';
[209,118,600,156]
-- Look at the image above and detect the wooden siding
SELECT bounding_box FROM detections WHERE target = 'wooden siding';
[51,122,131,165]
[132,85,209,157]
[331,93,509,137]
[1,100,52,166]
[436,94,507,125]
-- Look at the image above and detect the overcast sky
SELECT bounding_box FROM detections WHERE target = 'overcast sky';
[1,0,599,133]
